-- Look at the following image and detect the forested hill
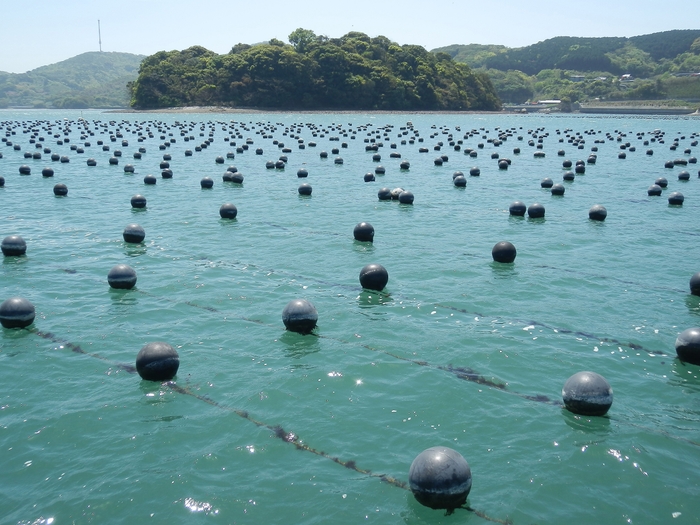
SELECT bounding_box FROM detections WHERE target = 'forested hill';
[434,30,700,75]
[0,52,144,108]
[129,30,501,111]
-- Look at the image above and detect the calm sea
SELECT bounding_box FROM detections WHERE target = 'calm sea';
[1,109,699,525]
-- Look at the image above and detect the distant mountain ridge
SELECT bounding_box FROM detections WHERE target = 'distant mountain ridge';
[433,30,700,105]
[433,30,700,74]
[0,52,145,109]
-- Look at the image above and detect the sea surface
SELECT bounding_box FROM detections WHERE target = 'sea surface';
[1,109,699,525]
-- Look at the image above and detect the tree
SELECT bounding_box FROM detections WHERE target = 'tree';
[289,28,317,54]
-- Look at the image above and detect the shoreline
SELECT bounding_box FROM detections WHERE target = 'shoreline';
[106,106,508,115]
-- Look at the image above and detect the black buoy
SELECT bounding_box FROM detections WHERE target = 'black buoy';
[219,203,238,219]
[647,184,662,196]
[364,172,375,182]
[123,224,145,243]
[144,174,157,185]
[200,177,214,189]
[378,187,392,200]
[282,299,318,334]
[408,446,472,511]
[136,342,180,381]
[131,194,147,209]
[0,176,4,187]
[107,264,137,290]
[469,167,480,176]
[42,167,54,177]
[655,177,668,188]
[161,169,173,179]
[0,297,36,329]
[492,241,516,263]
[528,203,545,218]
[297,168,308,178]
[679,170,690,181]
[509,201,526,216]
[353,222,374,242]
[540,177,553,188]
[2,235,27,256]
[676,328,700,365]
[551,183,565,196]
[53,183,68,196]
[453,175,467,187]
[87,158,97,166]
[563,171,575,181]
[690,272,700,296]
[399,191,414,204]
[19,165,31,175]
[124,164,135,173]
[562,371,613,416]
[588,204,607,221]
[298,183,312,196]
[668,192,684,205]
[359,263,389,291]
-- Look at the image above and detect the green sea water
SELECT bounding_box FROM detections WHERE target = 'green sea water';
[1,109,699,525]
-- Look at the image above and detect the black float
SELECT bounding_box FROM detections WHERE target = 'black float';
[107,264,137,290]
[408,446,472,512]
[0,297,36,329]
[359,263,389,291]
[136,342,180,381]
[492,241,517,263]
[562,371,613,416]
[282,299,318,334]
[123,224,146,243]
[353,222,374,242]
[2,235,27,256]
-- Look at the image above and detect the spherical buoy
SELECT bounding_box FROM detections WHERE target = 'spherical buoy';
[136,342,179,381]
[655,177,668,188]
[215,156,225,164]
[1,235,27,256]
[230,172,244,184]
[562,371,613,416]
[298,183,312,196]
[399,191,414,204]
[469,167,480,176]
[364,172,375,182]
[297,168,308,178]
[87,158,97,166]
[375,165,386,175]
[551,183,565,196]
[563,171,575,181]
[675,328,700,365]
[144,174,157,185]
[668,192,684,205]
[498,159,508,170]
[42,167,54,177]
[353,222,374,242]
[161,169,173,179]
[492,241,516,263]
[200,177,214,189]
[123,224,145,243]
[690,272,700,296]
[60,156,69,163]
[408,446,472,511]
[219,203,238,219]
[378,187,392,200]
[359,263,388,291]
[528,203,545,218]
[575,165,585,174]
[107,264,137,290]
[131,194,147,208]
[19,165,31,175]
[0,176,4,187]
[282,299,318,334]
[0,297,36,329]
[53,183,68,196]
[453,175,467,187]
[647,184,662,196]
[588,204,607,221]
[540,177,553,188]
[509,201,526,216]
[124,164,135,173]
[334,157,343,164]
[679,170,690,181]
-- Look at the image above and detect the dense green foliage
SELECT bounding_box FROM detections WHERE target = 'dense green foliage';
[0,52,144,108]
[434,30,700,105]
[129,31,501,110]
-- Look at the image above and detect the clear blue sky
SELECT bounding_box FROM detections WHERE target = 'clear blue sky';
[1,0,698,73]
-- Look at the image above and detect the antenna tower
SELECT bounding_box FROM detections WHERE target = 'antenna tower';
[98,20,102,52]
